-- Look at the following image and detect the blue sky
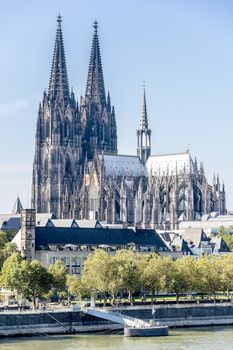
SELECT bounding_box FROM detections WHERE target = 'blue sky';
[0,0,233,212]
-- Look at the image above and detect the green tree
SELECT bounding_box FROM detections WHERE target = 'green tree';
[107,255,123,303]
[48,259,67,297]
[139,254,173,302]
[114,250,140,304]
[66,274,83,300]
[0,252,23,292]
[220,254,233,297]
[218,226,225,235]
[138,254,157,301]
[0,231,8,249]
[0,242,18,270]
[19,260,53,308]
[213,225,233,251]
[196,255,223,302]
[81,249,114,304]
[4,229,18,241]
[170,256,198,303]
[1,254,53,309]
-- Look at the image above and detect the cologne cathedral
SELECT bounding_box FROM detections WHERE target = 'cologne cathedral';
[31,16,226,229]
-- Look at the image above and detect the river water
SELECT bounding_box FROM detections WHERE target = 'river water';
[0,327,232,350]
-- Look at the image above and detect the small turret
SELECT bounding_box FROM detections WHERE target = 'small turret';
[12,196,23,215]
[213,173,216,187]
[107,91,111,112]
[194,157,198,173]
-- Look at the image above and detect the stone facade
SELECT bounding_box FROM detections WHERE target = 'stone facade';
[32,16,226,229]
[20,209,36,261]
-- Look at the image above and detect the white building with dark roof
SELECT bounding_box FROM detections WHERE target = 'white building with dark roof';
[13,210,170,275]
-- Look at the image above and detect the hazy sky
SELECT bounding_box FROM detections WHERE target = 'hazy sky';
[0,0,233,213]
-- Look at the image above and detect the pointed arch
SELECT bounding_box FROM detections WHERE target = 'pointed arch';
[44,157,49,177]
[45,119,50,138]
[65,154,72,175]
[64,117,69,138]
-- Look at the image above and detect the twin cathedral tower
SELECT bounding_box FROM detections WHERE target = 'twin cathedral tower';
[31,16,226,229]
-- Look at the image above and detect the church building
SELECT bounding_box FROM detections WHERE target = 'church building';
[31,16,226,229]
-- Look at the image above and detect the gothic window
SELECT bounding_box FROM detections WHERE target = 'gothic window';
[39,122,43,139]
[44,158,49,177]
[65,155,72,175]
[46,120,50,138]
[51,153,56,164]
[178,186,188,212]
[179,187,184,196]
[115,200,120,221]
[179,199,186,211]
[64,118,69,138]
[102,120,105,144]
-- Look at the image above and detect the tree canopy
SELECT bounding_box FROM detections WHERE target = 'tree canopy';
[1,253,53,308]
[1,249,233,307]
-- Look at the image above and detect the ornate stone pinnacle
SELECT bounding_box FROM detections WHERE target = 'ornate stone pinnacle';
[57,14,62,24]
[93,19,98,32]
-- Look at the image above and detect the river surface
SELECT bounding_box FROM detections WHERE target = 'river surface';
[0,327,232,350]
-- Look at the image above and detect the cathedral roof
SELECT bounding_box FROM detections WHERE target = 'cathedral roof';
[99,151,196,178]
[146,151,194,176]
[100,154,144,177]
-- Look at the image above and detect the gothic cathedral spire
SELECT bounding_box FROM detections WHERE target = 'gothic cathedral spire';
[140,84,149,129]
[49,15,70,106]
[85,20,106,108]
[82,20,117,159]
[137,84,151,164]
[32,15,82,219]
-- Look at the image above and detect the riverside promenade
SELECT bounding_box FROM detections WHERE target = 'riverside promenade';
[0,303,233,337]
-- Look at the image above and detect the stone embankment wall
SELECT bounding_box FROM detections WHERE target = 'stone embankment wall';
[112,303,233,327]
[0,311,122,337]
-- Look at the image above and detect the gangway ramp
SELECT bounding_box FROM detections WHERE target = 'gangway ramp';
[83,307,150,328]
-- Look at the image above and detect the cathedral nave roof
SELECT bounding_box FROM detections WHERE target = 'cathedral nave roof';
[146,151,194,176]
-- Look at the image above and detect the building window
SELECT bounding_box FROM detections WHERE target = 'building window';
[71,257,81,274]
[50,257,57,264]
[61,257,70,266]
